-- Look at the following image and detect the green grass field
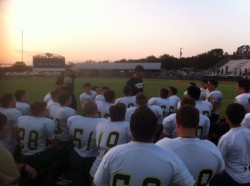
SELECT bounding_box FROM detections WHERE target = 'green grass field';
[0,77,237,119]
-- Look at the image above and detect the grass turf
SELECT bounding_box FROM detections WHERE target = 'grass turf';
[0,77,237,119]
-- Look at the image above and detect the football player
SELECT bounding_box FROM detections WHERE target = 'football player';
[156,105,224,185]
[93,107,195,186]
[90,103,131,179]
[79,83,97,106]
[14,90,30,115]
[234,79,250,113]
[96,90,115,118]
[115,85,136,108]
[68,101,107,186]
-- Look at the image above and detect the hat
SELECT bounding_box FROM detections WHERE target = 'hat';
[63,77,72,84]
[134,65,145,72]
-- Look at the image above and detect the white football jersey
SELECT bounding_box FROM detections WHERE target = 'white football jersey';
[241,113,250,129]
[90,120,131,177]
[96,101,114,118]
[44,92,51,104]
[67,115,107,158]
[148,97,176,117]
[94,141,195,186]
[17,116,56,156]
[47,102,61,118]
[125,106,163,124]
[52,106,77,141]
[79,91,97,105]
[94,95,105,102]
[200,88,208,100]
[0,108,22,153]
[195,100,212,117]
[168,95,180,109]
[206,90,223,114]
[16,102,30,115]
[156,137,224,184]
[115,96,136,108]
[218,127,250,184]
[162,113,210,139]
[234,93,250,113]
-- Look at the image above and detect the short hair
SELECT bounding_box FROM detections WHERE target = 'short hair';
[101,86,109,92]
[208,79,218,88]
[57,91,71,106]
[136,93,147,106]
[14,90,26,101]
[169,86,178,95]
[0,93,14,108]
[188,82,196,87]
[83,82,91,88]
[237,79,250,92]
[0,113,7,130]
[201,79,208,84]
[226,103,245,125]
[130,106,157,142]
[109,103,126,122]
[30,101,47,116]
[104,90,115,103]
[187,86,201,100]
[160,88,169,98]
[180,96,195,107]
[176,105,199,129]
[83,101,98,116]
[123,85,132,96]
[134,65,145,73]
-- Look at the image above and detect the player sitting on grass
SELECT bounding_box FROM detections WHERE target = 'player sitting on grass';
[92,106,195,186]
[0,93,22,155]
[68,101,107,186]
[17,101,68,185]
[160,96,210,140]
[211,103,250,186]
[79,83,97,106]
[96,90,115,118]
[90,103,131,180]
[115,85,136,108]
[15,90,30,115]
[156,105,224,185]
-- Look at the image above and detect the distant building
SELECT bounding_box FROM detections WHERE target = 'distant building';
[33,53,65,72]
[71,63,162,77]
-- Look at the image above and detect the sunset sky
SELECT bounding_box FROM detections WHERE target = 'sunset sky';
[1,0,250,65]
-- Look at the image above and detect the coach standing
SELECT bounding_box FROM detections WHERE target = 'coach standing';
[126,65,145,96]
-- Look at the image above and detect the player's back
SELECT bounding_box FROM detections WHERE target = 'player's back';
[148,97,175,117]
[94,141,194,186]
[207,90,223,113]
[0,108,22,153]
[17,115,55,156]
[156,137,224,184]
[168,95,180,108]
[67,115,107,158]
[47,102,61,118]
[53,106,77,141]
[195,100,212,117]
[90,120,131,177]
[115,96,136,108]
[241,113,250,129]
[16,102,30,115]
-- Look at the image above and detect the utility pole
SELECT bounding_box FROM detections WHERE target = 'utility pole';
[22,30,23,62]
[180,47,182,59]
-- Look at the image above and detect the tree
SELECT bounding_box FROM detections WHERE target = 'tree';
[235,45,250,56]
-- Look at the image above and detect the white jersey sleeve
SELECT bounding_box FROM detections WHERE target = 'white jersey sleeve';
[149,105,163,124]
[125,107,137,123]
[241,113,250,129]
[79,91,97,105]
[44,92,51,104]
[115,96,136,108]
[96,101,114,118]
[195,100,212,117]
[206,90,223,114]
[162,113,177,138]
[234,93,250,113]
[197,114,210,139]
